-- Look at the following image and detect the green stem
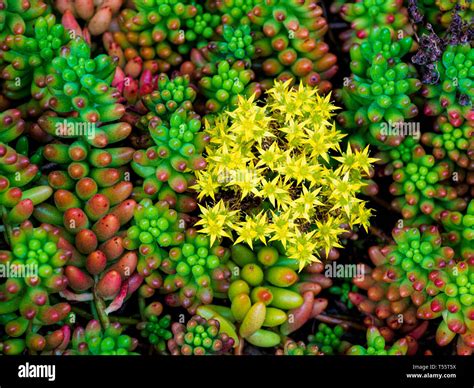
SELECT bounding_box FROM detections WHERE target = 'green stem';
[314,313,365,331]
[138,296,146,321]
[93,286,110,329]
[1,206,13,246]
[72,306,139,325]
[90,300,99,321]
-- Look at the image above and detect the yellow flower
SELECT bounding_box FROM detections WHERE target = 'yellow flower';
[195,201,237,246]
[192,170,221,201]
[254,176,289,208]
[268,211,296,248]
[333,144,378,177]
[256,142,285,170]
[293,186,323,218]
[314,217,345,257]
[286,230,320,271]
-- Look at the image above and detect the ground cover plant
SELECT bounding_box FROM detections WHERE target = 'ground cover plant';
[0,0,472,357]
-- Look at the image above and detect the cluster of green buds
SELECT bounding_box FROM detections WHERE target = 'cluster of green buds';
[380,136,419,176]
[182,3,220,47]
[421,43,474,169]
[0,222,71,349]
[417,258,473,355]
[117,0,200,67]
[0,15,70,102]
[137,314,172,354]
[339,0,411,52]
[124,198,185,254]
[440,199,473,261]
[367,226,454,304]
[198,60,260,113]
[346,326,408,355]
[141,73,197,121]
[389,144,466,220]
[421,116,474,170]
[64,320,139,355]
[160,228,231,312]
[248,0,337,91]
[123,199,185,309]
[308,323,350,355]
[215,0,256,26]
[132,108,208,195]
[329,281,359,309]
[42,38,123,126]
[167,315,234,355]
[206,24,255,63]
[337,28,421,149]
[0,0,50,43]
[275,339,321,355]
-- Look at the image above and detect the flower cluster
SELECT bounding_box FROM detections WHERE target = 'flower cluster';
[194,81,375,269]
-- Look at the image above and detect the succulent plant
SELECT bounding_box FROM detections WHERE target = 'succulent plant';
[0,111,52,225]
[308,323,350,355]
[368,226,455,302]
[0,14,70,101]
[339,0,411,52]
[417,258,474,354]
[183,3,220,46]
[55,0,123,36]
[198,60,261,113]
[337,27,421,148]
[42,38,123,125]
[124,198,185,251]
[440,199,474,261]
[350,269,419,335]
[389,144,466,220]
[137,314,172,353]
[132,108,208,195]
[224,244,331,345]
[64,320,139,355]
[123,199,226,312]
[226,244,300,347]
[0,0,50,43]
[248,0,337,91]
[117,0,200,68]
[346,326,408,355]
[416,0,474,29]
[167,315,234,355]
[215,0,256,26]
[159,228,231,311]
[207,24,255,63]
[329,281,359,309]
[141,73,197,121]
[0,222,71,348]
[420,42,474,168]
[276,339,321,355]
